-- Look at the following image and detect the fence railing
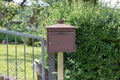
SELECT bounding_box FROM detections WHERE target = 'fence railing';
[0,30,45,80]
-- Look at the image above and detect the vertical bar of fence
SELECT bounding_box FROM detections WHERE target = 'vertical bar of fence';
[41,39,45,80]
[6,34,9,79]
[15,35,18,80]
[24,38,26,80]
[32,39,35,80]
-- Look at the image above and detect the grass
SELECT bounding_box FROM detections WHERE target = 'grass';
[0,44,42,80]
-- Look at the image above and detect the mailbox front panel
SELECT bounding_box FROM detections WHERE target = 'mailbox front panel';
[47,32,75,53]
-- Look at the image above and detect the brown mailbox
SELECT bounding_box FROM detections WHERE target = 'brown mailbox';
[46,20,76,53]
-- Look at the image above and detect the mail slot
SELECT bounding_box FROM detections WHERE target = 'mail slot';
[46,20,76,53]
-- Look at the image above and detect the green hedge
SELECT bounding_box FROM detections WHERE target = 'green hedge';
[46,2,120,80]
[0,33,23,43]
[64,4,120,80]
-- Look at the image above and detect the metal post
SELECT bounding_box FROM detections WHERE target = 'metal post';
[24,38,26,80]
[32,39,35,80]
[15,35,18,80]
[41,39,45,80]
[58,52,63,80]
[6,34,9,79]
[48,53,55,80]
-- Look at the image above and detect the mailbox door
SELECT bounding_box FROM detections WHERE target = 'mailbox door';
[47,32,75,53]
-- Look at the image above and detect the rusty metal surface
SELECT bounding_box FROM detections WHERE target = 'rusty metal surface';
[47,28,75,32]
[46,23,75,29]
[46,22,76,53]
[47,34,75,53]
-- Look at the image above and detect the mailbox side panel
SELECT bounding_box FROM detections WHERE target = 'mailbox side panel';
[47,32,75,53]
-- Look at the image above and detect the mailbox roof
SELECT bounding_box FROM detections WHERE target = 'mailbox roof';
[46,23,75,29]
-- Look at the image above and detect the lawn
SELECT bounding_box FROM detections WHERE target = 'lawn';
[0,44,42,80]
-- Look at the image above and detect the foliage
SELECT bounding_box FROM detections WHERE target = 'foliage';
[67,4,120,80]
[0,33,23,43]
[82,0,98,5]
[45,1,120,80]
[0,0,49,45]
[0,1,20,27]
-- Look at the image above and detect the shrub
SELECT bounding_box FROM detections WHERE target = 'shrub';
[64,4,120,80]
[46,2,120,80]
[0,33,23,43]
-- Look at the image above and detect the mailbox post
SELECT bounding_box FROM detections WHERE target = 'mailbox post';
[47,19,76,80]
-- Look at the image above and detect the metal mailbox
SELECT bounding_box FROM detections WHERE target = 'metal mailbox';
[46,20,76,53]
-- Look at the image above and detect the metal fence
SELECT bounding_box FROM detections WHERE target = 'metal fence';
[0,30,45,80]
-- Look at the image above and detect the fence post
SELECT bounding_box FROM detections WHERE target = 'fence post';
[58,52,63,80]
[41,39,45,80]
[48,53,55,80]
